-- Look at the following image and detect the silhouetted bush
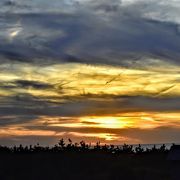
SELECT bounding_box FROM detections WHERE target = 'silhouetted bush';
[135,144,144,154]
[0,139,172,155]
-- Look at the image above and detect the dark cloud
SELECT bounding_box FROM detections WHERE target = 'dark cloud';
[0,95,180,122]
[0,115,37,127]
[0,1,180,66]
[0,80,53,90]
[15,80,53,89]
[0,0,180,145]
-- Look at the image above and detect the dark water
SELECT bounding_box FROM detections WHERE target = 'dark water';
[117,143,175,150]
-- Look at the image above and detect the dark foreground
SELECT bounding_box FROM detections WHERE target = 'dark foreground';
[0,152,172,180]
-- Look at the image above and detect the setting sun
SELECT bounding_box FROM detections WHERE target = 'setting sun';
[80,116,133,129]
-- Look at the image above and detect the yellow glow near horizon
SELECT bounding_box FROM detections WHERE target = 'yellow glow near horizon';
[0,111,180,143]
[69,132,119,141]
[37,112,180,130]
[1,61,180,143]
[79,116,133,129]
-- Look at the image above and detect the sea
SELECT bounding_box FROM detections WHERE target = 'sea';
[117,143,177,150]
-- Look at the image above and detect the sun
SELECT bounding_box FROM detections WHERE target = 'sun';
[80,116,132,129]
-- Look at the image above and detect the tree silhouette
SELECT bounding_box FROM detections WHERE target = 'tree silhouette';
[122,144,133,153]
[135,144,144,154]
[0,139,171,155]
[58,138,65,151]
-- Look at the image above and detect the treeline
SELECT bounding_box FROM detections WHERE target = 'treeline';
[0,139,171,154]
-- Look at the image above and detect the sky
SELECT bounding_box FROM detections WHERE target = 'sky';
[0,0,180,146]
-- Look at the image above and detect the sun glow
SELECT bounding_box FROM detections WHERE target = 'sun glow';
[0,111,180,144]
[69,132,119,141]
[80,116,133,129]
[1,61,180,144]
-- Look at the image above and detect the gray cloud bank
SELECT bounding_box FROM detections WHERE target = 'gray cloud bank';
[0,0,180,66]
[0,95,180,126]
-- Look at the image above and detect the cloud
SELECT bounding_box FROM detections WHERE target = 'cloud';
[0,80,53,90]
[1,0,180,145]
[0,0,78,14]
[0,95,180,119]
[0,115,37,126]
[0,0,180,66]
[0,126,180,146]
[0,135,60,146]
[14,80,53,89]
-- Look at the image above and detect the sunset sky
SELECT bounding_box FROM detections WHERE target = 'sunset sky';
[1,0,180,146]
